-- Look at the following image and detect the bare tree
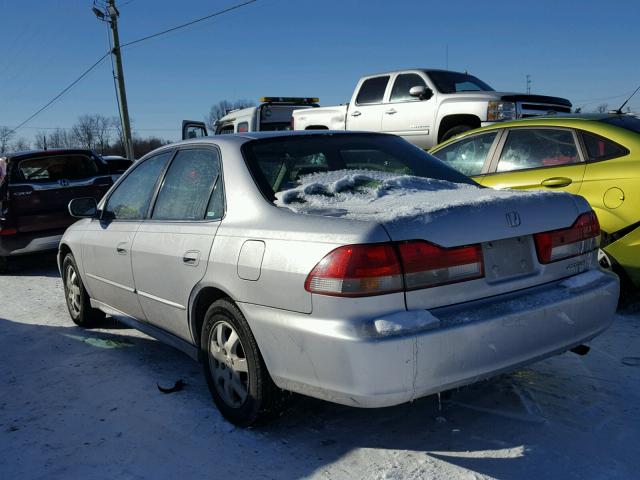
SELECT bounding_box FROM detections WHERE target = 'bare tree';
[205,99,255,131]
[48,128,75,149]
[595,103,609,114]
[12,138,30,151]
[0,126,15,154]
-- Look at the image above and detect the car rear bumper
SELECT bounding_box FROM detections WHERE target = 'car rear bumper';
[0,230,64,257]
[241,269,619,408]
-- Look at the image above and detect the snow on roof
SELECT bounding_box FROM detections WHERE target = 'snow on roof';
[274,170,566,224]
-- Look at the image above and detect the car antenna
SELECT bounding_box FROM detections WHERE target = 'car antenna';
[615,85,640,114]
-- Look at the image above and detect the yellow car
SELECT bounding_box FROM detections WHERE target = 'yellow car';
[430,114,640,291]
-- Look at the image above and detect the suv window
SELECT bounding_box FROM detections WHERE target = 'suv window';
[17,154,100,183]
[433,132,498,176]
[497,129,580,172]
[581,131,628,160]
[390,74,427,102]
[152,148,221,221]
[356,76,389,105]
[104,151,172,220]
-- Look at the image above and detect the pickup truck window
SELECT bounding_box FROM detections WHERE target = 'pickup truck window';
[390,74,427,102]
[426,71,494,94]
[433,132,498,176]
[242,134,476,199]
[497,129,579,173]
[356,76,389,105]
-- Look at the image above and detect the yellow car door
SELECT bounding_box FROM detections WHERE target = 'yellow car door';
[477,127,586,195]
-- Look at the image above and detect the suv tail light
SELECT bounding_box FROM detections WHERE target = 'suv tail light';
[534,211,600,264]
[305,241,485,297]
[398,241,484,290]
[0,227,17,236]
[304,244,403,297]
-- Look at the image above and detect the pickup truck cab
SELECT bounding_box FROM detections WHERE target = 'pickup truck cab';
[182,97,319,140]
[292,69,572,149]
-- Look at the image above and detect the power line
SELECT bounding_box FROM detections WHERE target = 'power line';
[120,0,258,48]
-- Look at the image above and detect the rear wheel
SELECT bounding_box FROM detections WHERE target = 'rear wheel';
[62,253,105,327]
[441,124,473,142]
[201,299,287,426]
[599,249,634,305]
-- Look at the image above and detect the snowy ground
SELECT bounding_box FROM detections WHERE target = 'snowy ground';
[1,254,639,480]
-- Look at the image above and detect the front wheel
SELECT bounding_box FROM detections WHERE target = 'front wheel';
[440,124,474,142]
[201,299,287,426]
[62,253,105,327]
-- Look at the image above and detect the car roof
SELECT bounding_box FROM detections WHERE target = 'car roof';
[362,68,470,77]
[3,148,96,160]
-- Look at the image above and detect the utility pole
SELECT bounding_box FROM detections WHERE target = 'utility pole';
[94,1,134,160]
[526,74,532,94]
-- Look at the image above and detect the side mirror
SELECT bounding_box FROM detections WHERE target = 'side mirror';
[69,197,98,218]
[409,86,434,101]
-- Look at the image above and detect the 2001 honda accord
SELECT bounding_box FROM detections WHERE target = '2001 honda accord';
[59,131,619,426]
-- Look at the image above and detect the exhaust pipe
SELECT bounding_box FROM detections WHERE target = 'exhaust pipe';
[570,344,590,356]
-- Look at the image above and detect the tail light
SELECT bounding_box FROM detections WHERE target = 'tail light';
[0,227,17,236]
[305,241,484,297]
[534,211,600,264]
[398,241,484,289]
[304,244,403,297]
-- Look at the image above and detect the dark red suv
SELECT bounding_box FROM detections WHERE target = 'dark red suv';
[0,149,114,271]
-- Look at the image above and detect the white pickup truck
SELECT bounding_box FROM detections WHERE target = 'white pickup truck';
[292,69,572,148]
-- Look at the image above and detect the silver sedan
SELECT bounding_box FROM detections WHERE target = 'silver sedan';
[59,131,619,426]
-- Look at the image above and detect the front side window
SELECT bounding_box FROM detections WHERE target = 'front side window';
[432,132,498,176]
[581,131,628,161]
[104,151,172,220]
[356,76,390,105]
[17,154,101,183]
[242,134,475,200]
[390,74,427,102]
[497,129,580,173]
[152,148,221,221]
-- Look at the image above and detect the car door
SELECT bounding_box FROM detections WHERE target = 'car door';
[346,75,390,132]
[430,130,501,179]
[479,127,586,194]
[381,72,436,149]
[81,150,174,318]
[131,146,224,341]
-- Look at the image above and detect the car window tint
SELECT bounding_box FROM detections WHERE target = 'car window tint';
[356,76,389,105]
[432,132,498,176]
[105,152,172,220]
[152,148,220,221]
[17,155,100,183]
[581,132,628,160]
[390,74,426,102]
[497,129,579,172]
[242,134,476,200]
[206,175,225,219]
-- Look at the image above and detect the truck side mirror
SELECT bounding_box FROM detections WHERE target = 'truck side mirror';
[409,86,433,101]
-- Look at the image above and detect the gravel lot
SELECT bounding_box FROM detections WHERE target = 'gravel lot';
[1,253,639,479]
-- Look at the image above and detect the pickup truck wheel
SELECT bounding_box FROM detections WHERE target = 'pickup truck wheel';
[62,253,105,327]
[201,299,288,427]
[441,124,473,142]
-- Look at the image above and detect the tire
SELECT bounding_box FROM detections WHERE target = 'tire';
[201,299,288,426]
[0,256,7,274]
[599,249,634,307]
[440,124,474,142]
[62,253,105,327]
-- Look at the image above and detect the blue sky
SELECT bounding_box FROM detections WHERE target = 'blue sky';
[1,0,639,143]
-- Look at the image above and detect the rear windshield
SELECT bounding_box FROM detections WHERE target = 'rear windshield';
[16,154,102,183]
[242,134,476,201]
[599,115,640,134]
[426,71,494,94]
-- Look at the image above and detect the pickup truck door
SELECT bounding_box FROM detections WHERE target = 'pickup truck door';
[182,120,208,140]
[346,75,390,132]
[478,127,586,195]
[381,72,436,149]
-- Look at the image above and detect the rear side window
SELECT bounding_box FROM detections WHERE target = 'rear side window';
[242,134,475,199]
[17,155,100,183]
[152,148,221,221]
[390,74,427,102]
[356,76,389,105]
[497,129,580,172]
[104,151,172,220]
[433,132,498,176]
[581,132,628,161]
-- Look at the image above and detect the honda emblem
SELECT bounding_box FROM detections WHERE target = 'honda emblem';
[58,179,70,187]
[506,211,521,227]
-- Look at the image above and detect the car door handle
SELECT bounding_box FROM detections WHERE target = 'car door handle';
[116,242,128,255]
[541,177,572,188]
[350,111,361,117]
[182,250,200,267]
[385,108,397,115]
